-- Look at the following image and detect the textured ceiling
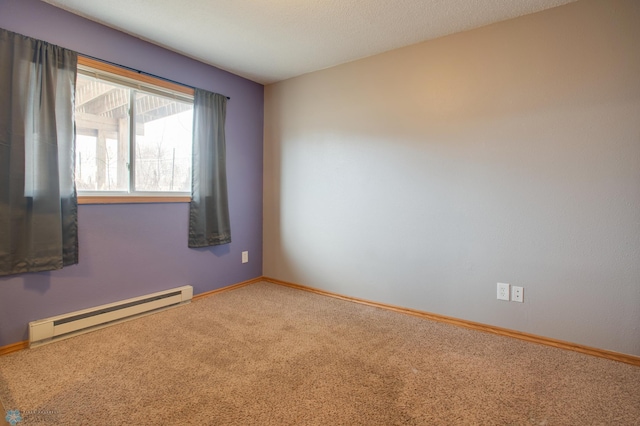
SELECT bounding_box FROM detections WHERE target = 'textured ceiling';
[43,0,577,84]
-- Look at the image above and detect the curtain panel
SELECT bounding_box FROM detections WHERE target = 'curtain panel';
[0,29,78,276]
[188,89,231,247]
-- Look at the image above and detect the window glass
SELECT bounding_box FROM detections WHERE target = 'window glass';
[75,66,193,196]
[75,75,130,191]
[134,92,193,192]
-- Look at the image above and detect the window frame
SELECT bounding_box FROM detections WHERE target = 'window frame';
[76,56,194,205]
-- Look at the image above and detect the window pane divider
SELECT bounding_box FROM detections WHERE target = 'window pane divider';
[129,89,137,192]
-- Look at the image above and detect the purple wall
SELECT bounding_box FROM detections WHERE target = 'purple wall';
[0,0,264,346]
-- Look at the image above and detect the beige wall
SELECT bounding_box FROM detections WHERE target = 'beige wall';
[263,0,640,356]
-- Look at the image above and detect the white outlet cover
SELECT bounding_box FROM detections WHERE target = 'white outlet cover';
[241,251,249,263]
[512,286,524,303]
[497,283,510,301]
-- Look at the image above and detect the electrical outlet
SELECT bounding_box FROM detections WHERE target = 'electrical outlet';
[242,251,248,264]
[497,283,510,301]
[512,286,524,303]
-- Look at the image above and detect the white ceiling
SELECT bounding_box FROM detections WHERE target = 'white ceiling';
[43,0,577,85]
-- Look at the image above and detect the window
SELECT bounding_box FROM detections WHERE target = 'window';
[75,57,194,203]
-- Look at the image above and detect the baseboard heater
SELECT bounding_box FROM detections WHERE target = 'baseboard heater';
[29,285,193,347]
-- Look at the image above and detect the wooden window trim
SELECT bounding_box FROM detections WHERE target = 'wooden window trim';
[78,196,191,205]
[76,56,194,204]
[77,56,194,96]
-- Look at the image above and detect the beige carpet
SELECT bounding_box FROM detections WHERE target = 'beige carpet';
[1,281,639,425]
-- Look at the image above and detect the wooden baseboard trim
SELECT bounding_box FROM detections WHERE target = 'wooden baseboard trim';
[192,277,263,301]
[263,276,640,367]
[0,340,28,357]
[4,276,637,366]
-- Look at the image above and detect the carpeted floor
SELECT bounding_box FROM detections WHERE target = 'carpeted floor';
[1,281,639,425]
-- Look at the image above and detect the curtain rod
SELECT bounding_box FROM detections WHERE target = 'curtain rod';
[79,54,231,100]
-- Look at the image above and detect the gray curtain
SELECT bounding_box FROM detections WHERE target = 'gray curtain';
[0,29,78,276]
[188,89,231,247]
